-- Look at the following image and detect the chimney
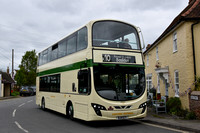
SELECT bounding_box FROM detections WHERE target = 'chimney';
[7,66,9,74]
[189,0,195,4]
[146,44,151,50]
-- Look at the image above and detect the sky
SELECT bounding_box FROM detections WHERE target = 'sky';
[0,0,189,72]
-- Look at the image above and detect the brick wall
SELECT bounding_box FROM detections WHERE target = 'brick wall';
[189,91,200,119]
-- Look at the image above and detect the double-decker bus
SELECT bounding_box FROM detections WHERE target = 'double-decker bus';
[36,19,146,121]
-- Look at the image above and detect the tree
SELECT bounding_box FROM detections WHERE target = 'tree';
[15,50,37,86]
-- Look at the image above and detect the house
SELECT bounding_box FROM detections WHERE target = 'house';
[0,71,15,97]
[143,0,200,109]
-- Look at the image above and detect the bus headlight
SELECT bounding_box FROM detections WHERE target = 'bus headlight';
[138,102,147,114]
[91,103,106,116]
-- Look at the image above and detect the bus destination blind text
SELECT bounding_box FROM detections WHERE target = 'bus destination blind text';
[102,54,136,63]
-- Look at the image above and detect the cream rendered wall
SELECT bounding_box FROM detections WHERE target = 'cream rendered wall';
[194,23,200,77]
[145,22,195,109]
[1,84,4,97]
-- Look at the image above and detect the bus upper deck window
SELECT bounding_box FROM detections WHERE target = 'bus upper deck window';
[92,21,140,50]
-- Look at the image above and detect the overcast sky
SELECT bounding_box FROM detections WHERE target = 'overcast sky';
[0,0,189,72]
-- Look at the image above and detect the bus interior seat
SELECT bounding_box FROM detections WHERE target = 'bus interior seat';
[108,42,117,47]
[119,42,131,49]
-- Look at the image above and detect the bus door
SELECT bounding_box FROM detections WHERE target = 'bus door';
[75,68,91,119]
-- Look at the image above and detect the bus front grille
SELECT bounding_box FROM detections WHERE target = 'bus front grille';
[114,105,132,109]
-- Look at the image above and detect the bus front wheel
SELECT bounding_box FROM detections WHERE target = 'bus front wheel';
[67,104,74,120]
[41,98,46,111]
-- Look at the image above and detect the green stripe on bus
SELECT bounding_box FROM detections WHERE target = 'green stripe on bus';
[37,59,93,77]
[37,59,145,77]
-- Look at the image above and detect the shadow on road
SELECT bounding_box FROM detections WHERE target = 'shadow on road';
[82,120,140,128]
[39,107,140,128]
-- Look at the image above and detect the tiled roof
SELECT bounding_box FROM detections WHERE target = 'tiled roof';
[144,0,200,54]
[0,72,15,84]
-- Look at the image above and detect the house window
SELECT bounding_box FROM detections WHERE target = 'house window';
[173,32,177,52]
[156,47,159,60]
[147,54,149,66]
[157,74,160,93]
[146,74,152,93]
[174,70,179,97]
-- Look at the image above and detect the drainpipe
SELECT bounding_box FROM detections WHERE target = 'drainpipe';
[191,21,199,81]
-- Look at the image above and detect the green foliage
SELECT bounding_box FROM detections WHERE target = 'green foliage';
[166,97,182,115]
[15,50,37,86]
[185,111,196,120]
[195,76,200,91]
[11,91,20,96]
[177,109,188,118]
[166,97,197,120]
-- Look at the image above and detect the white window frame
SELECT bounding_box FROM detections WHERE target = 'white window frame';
[147,54,149,66]
[174,70,179,97]
[156,47,159,60]
[157,74,160,93]
[173,32,177,52]
[146,74,152,91]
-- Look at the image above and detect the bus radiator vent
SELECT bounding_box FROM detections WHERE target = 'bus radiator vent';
[114,105,132,109]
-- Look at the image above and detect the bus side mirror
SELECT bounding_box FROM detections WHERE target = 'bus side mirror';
[137,27,145,49]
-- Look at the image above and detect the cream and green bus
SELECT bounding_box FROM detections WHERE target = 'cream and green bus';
[36,19,146,121]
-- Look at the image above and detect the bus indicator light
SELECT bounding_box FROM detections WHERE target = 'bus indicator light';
[91,103,106,116]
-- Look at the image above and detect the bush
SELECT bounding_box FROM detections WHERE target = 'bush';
[11,91,20,96]
[185,111,196,120]
[166,97,197,119]
[177,109,188,118]
[166,97,182,115]
[195,77,200,91]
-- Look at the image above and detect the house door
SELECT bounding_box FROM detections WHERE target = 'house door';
[165,80,169,97]
[4,84,11,97]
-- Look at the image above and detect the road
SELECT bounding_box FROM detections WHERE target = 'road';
[0,96,188,133]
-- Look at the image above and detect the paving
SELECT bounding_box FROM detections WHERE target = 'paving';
[142,107,200,133]
[0,96,20,100]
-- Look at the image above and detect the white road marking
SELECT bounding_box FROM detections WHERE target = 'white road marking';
[18,103,26,107]
[131,120,189,133]
[13,100,34,133]
[15,121,29,133]
[13,109,16,117]
[27,100,33,103]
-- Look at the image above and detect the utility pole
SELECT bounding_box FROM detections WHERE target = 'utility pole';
[12,49,14,78]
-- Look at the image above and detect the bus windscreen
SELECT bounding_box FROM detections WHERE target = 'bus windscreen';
[93,66,145,101]
[92,21,140,50]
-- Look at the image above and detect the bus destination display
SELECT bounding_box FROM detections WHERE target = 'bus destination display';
[102,54,136,63]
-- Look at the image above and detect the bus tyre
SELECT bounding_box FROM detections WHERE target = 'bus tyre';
[41,98,46,111]
[67,104,74,120]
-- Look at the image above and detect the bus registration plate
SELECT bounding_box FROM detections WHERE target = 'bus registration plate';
[116,116,128,120]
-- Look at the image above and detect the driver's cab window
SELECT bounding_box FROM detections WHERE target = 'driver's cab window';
[124,33,138,49]
[126,74,140,97]
[78,69,91,94]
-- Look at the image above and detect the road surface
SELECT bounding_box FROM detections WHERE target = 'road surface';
[0,96,189,133]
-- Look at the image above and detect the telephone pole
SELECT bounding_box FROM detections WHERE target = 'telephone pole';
[12,49,14,78]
